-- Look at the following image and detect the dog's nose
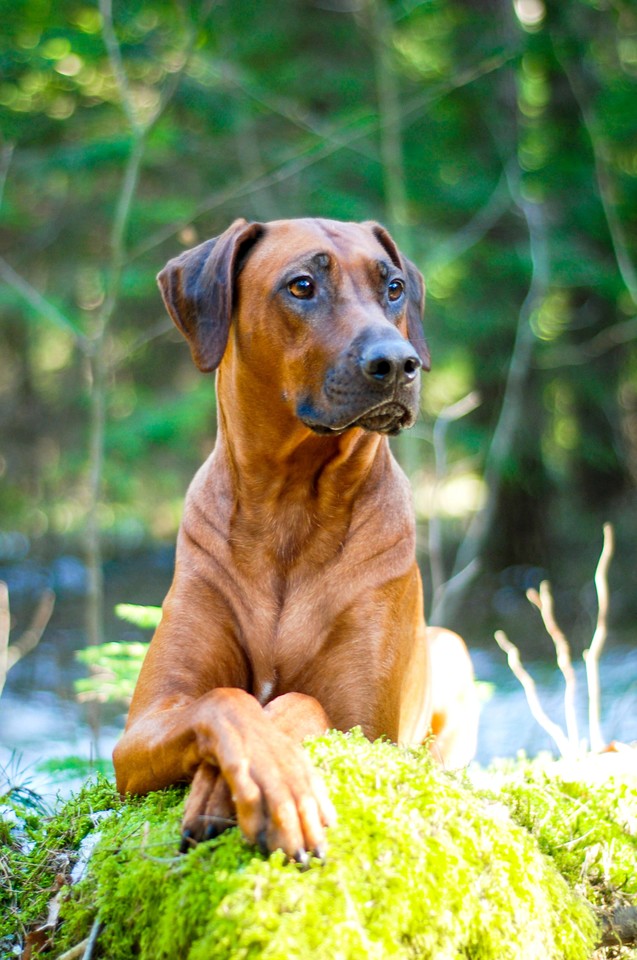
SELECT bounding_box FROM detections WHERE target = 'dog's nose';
[360,340,421,387]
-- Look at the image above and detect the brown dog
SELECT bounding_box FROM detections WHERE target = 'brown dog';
[113,217,478,863]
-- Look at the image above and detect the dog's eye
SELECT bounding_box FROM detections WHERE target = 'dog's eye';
[288,276,315,300]
[387,279,404,302]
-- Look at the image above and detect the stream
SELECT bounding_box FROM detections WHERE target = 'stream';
[1,550,636,802]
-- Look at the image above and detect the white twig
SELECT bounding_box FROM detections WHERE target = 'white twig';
[82,918,103,960]
[55,939,89,960]
[583,523,614,753]
[526,581,579,753]
[0,586,55,699]
[6,589,55,672]
[495,630,572,758]
[0,582,9,698]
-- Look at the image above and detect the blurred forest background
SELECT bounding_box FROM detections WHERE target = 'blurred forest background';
[1,0,636,745]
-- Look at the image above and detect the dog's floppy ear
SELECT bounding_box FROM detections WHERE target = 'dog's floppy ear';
[364,221,431,371]
[157,218,264,372]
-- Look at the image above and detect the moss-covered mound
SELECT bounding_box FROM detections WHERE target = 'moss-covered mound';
[4,732,637,959]
[69,734,602,958]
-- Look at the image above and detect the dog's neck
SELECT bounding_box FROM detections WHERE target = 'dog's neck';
[212,365,395,563]
[216,388,386,504]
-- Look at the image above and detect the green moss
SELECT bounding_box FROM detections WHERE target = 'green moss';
[53,732,600,960]
[490,758,637,905]
[6,735,636,958]
[0,775,120,949]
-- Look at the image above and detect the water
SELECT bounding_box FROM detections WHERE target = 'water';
[1,552,636,802]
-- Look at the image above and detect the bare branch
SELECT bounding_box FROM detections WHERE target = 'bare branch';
[0,585,55,699]
[131,49,514,261]
[428,171,511,269]
[494,630,572,758]
[55,939,90,960]
[555,46,637,307]
[99,0,141,133]
[583,523,615,753]
[0,140,15,212]
[368,0,409,239]
[442,167,549,622]
[6,589,55,672]
[430,557,481,628]
[541,314,637,367]
[0,256,87,348]
[526,581,579,752]
[84,3,204,656]
[0,582,9,698]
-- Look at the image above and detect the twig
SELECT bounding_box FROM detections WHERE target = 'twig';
[526,581,579,753]
[450,168,549,587]
[541,314,637,367]
[368,0,409,239]
[427,171,511,269]
[556,46,637,307]
[55,939,89,960]
[6,589,55,673]
[83,0,201,658]
[0,582,9,697]
[99,0,140,133]
[0,256,87,347]
[0,140,15,211]
[430,557,481,628]
[131,49,514,261]
[0,586,55,698]
[494,630,572,758]
[82,918,103,960]
[583,523,614,753]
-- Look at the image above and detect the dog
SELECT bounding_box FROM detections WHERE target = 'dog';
[113,217,478,863]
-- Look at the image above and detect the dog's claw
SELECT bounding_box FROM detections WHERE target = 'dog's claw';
[256,829,269,857]
[293,848,310,870]
[179,829,193,855]
[204,822,219,841]
[312,843,327,864]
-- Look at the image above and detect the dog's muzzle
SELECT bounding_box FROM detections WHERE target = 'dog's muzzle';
[297,332,422,436]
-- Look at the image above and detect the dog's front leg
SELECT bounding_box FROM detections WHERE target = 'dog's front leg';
[114,689,334,861]
[181,691,334,859]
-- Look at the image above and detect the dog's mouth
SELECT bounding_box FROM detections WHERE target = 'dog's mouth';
[351,401,413,435]
[299,400,414,437]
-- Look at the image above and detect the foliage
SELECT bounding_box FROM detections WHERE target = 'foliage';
[114,602,162,630]
[1,0,636,640]
[76,640,149,702]
[73,603,158,703]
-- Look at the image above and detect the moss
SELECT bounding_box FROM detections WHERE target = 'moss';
[489,758,637,906]
[0,775,119,949]
[6,734,636,958]
[51,732,602,960]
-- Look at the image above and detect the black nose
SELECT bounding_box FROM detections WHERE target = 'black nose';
[360,340,421,387]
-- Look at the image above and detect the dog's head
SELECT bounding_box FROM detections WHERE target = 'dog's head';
[158,218,429,436]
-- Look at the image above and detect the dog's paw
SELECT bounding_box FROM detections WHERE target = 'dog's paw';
[180,761,236,852]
